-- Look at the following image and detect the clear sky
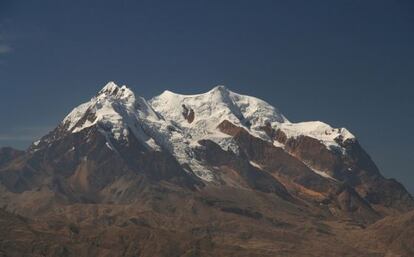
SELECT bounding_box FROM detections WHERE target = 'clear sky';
[0,0,413,193]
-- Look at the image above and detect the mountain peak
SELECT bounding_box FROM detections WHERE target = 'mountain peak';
[3,81,414,257]
[96,81,135,100]
[59,83,355,169]
[209,85,228,93]
[150,84,287,145]
[159,85,230,98]
[61,82,161,144]
[98,81,119,94]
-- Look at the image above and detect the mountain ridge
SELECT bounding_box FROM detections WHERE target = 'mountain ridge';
[0,81,413,257]
[13,81,414,214]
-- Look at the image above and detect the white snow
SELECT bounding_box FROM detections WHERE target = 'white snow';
[276,121,355,151]
[149,85,288,151]
[249,161,263,170]
[57,82,356,183]
[151,86,287,131]
[310,167,336,180]
[62,82,162,150]
[300,160,337,181]
[150,85,356,182]
[105,142,114,151]
[61,82,219,181]
[150,85,355,152]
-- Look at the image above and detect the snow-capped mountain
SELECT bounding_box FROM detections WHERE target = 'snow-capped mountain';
[62,82,162,150]
[45,82,357,182]
[21,81,412,211]
[150,84,354,152]
[1,81,413,257]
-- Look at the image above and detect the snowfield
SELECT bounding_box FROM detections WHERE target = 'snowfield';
[58,81,356,181]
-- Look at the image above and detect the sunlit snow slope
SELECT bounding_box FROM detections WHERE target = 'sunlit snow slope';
[58,82,356,182]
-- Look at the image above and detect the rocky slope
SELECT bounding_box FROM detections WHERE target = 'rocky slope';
[0,82,412,256]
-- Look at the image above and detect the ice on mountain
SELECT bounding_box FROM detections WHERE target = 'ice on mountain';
[59,81,357,182]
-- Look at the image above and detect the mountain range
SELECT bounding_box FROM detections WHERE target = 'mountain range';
[0,82,413,257]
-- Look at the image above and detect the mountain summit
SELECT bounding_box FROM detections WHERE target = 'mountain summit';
[0,82,413,257]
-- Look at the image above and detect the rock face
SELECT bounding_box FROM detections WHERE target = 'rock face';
[181,104,195,123]
[0,82,413,257]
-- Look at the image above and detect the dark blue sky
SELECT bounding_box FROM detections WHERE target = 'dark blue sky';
[0,0,413,192]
